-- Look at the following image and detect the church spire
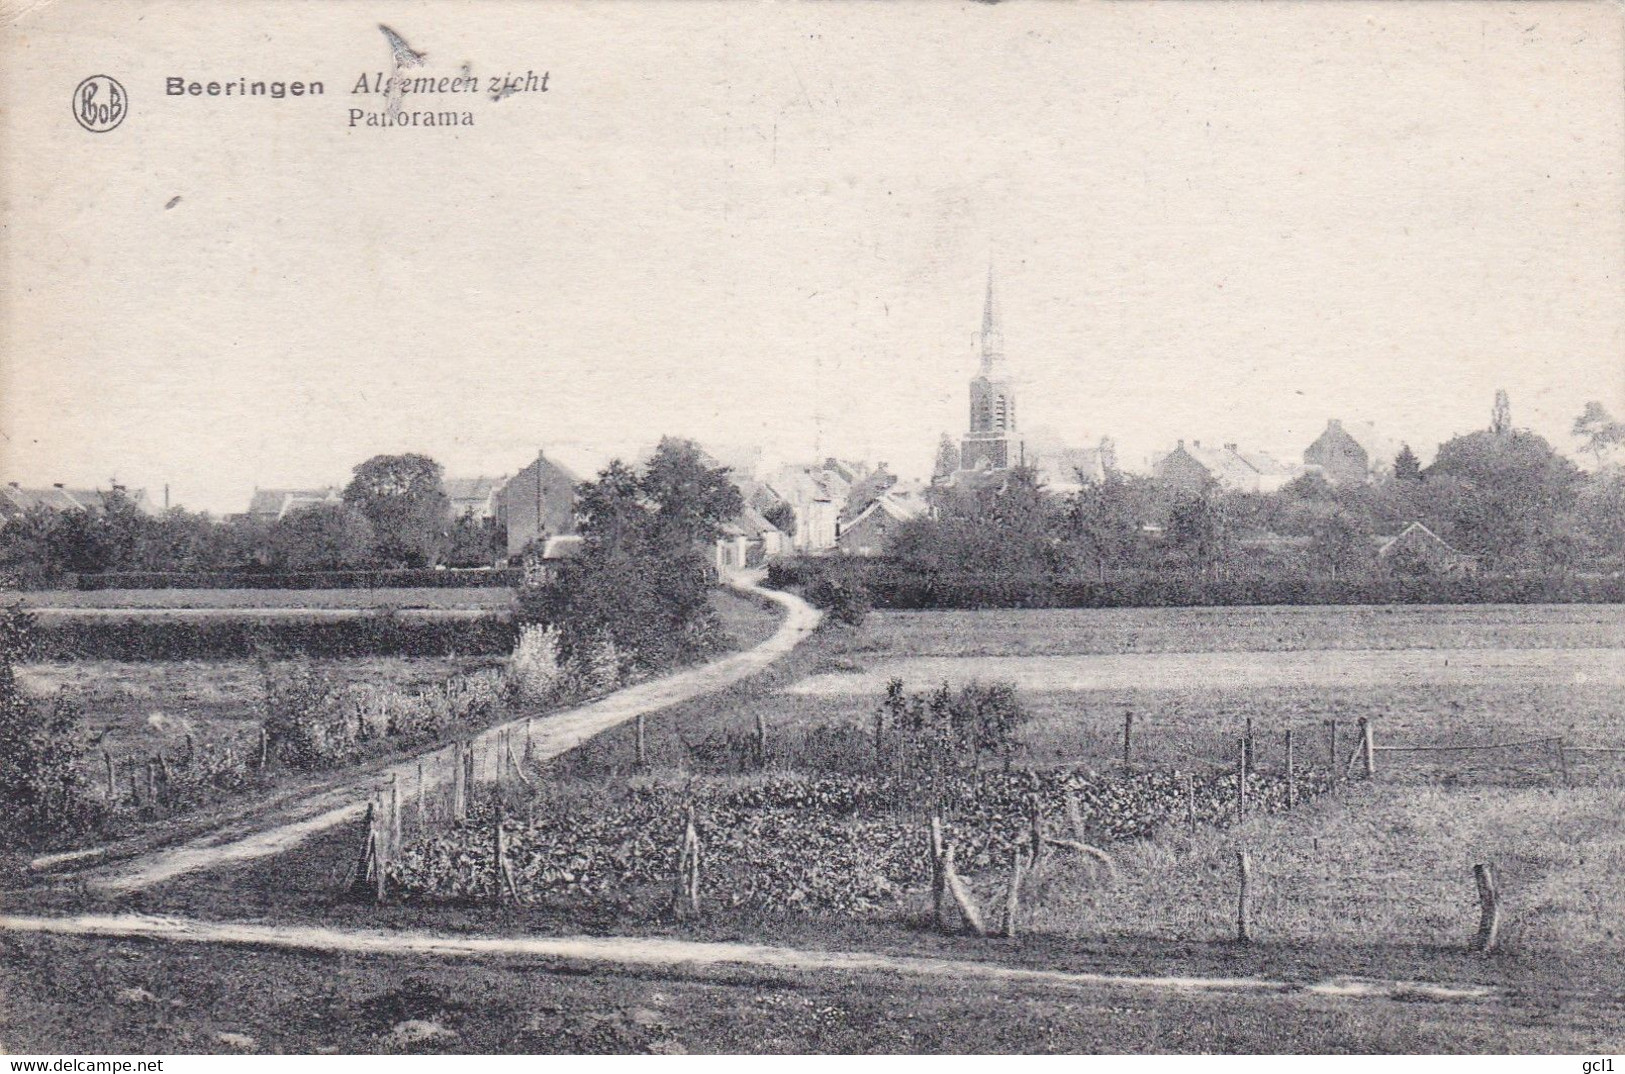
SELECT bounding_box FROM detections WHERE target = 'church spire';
[979,263,1004,371]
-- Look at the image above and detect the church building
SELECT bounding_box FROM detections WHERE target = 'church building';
[957,269,1022,475]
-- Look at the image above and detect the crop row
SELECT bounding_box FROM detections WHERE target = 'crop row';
[390,765,1332,915]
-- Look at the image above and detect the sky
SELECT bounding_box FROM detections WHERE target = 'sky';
[2,0,1622,513]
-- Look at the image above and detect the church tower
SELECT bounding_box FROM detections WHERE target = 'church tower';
[960,267,1018,471]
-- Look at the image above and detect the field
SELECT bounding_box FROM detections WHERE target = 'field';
[770,605,1625,784]
[6,599,1625,1053]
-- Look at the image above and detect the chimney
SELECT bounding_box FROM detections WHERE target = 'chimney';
[1176,439,1185,449]
[1193,440,1201,449]
[164,484,170,510]
[1224,443,1238,453]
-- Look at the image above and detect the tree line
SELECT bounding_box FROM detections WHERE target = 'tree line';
[0,453,505,587]
[888,401,1625,579]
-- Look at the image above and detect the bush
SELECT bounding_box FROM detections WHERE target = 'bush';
[0,606,103,847]
[73,568,521,591]
[26,612,518,661]
[260,660,511,771]
[806,576,872,629]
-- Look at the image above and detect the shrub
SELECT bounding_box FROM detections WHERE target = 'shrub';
[507,624,566,703]
[806,576,872,629]
[26,613,518,661]
[0,606,103,847]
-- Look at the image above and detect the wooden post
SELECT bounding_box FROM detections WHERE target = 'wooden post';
[1358,717,1375,779]
[674,806,701,918]
[1285,728,1296,810]
[156,749,172,784]
[258,726,269,769]
[146,758,158,805]
[1184,770,1196,831]
[929,815,947,932]
[128,760,141,806]
[452,743,467,822]
[1327,719,1337,779]
[388,773,402,858]
[102,749,116,802]
[1473,863,1500,954]
[1554,738,1571,789]
[348,801,377,896]
[940,843,986,937]
[1243,718,1253,777]
[374,798,388,904]
[1122,711,1134,768]
[755,711,768,770]
[634,714,647,772]
[416,760,427,827]
[1236,847,1252,943]
[1236,736,1248,820]
[524,717,534,763]
[1003,846,1025,939]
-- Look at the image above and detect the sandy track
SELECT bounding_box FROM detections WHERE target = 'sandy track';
[75,573,819,895]
[0,910,1497,1005]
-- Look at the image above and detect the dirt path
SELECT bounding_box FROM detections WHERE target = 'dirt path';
[0,910,1497,1006]
[75,574,819,895]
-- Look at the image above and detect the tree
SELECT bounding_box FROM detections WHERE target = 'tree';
[932,434,961,482]
[1424,428,1581,566]
[1393,443,1423,482]
[0,606,97,846]
[441,510,504,568]
[1063,474,1143,579]
[342,453,449,567]
[893,466,1065,578]
[762,500,796,537]
[268,502,376,571]
[1307,508,1368,577]
[1166,495,1235,577]
[517,447,732,676]
[639,437,743,545]
[1573,401,1625,467]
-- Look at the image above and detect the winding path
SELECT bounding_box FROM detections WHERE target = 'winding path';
[74,573,820,895]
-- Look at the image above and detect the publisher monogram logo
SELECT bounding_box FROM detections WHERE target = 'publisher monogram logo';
[73,75,127,132]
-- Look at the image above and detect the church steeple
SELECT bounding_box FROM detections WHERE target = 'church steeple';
[979,264,1004,373]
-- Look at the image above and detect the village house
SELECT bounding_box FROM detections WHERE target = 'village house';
[443,475,509,522]
[496,450,579,560]
[1377,521,1476,576]
[836,486,929,556]
[765,460,862,552]
[2,482,165,522]
[243,487,342,522]
[1151,441,1300,496]
[1303,419,1402,485]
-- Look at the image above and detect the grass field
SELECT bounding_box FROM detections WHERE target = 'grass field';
[768,606,1625,784]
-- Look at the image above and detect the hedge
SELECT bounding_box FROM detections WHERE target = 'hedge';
[767,558,1625,609]
[26,613,519,661]
[72,568,522,591]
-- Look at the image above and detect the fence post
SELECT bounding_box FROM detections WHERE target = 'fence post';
[1285,728,1296,810]
[128,760,141,806]
[1122,711,1134,768]
[1473,863,1500,954]
[929,814,947,932]
[102,750,116,802]
[388,773,402,858]
[493,805,519,902]
[1236,847,1252,944]
[1185,771,1196,830]
[452,743,467,822]
[1327,719,1337,780]
[1553,738,1571,789]
[146,758,158,806]
[1243,718,1253,778]
[1003,845,1025,939]
[416,760,426,827]
[1236,736,1248,821]
[755,711,769,771]
[373,798,388,904]
[524,717,534,764]
[635,714,647,772]
[1358,717,1375,780]
[258,726,269,769]
[347,801,377,896]
[674,806,701,918]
